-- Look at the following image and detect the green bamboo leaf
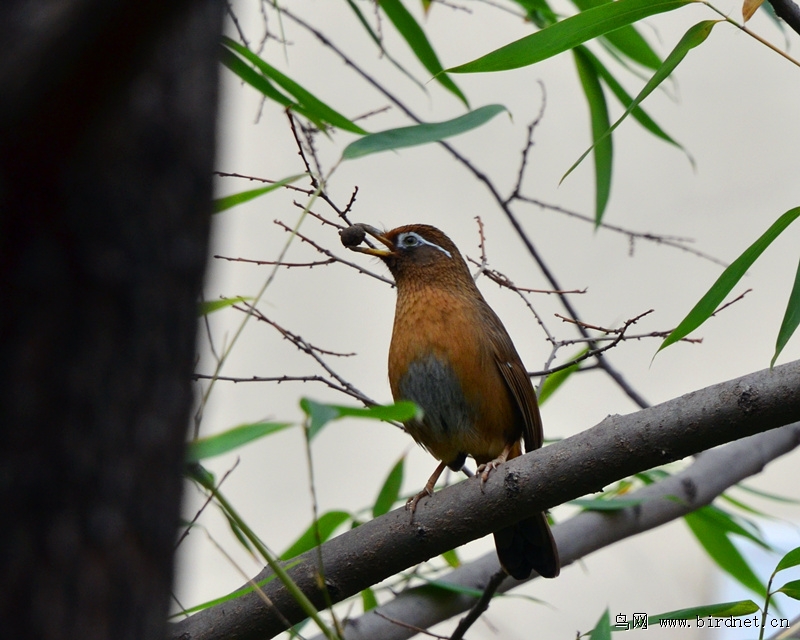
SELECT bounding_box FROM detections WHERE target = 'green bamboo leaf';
[224,510,255,553]
[343,0,429,94]
[570,497,643,510]
[220,46,292,106]
[538,348,587,404]
[423,579,486,598]
[719,492,773,518]
[361,587,379,612]
[373,457,405,517]
[692,505,770,549]
[570,0,663,69]
[441,548,461,568]
[197,296,251,316]
[579,47,686,154]
[280,511,352,560]
[648,600,760,624]
[447,0,694,74]
[660,206,800,352]
[342,104,507,160]
[378,0,468,106]
[168,571,286,618]
[301,398,340,440]
[685,508,768,598]
[300,398,420,440]
[221,37,367,134]
[510,0,560,25]
[213,174,306,213]
[777,580,800,600]
[776,546,800,573]
[219,46,327,132]
[574,47,612,225]
[738,484,800,505]
[185,422,293,462]
[563,20,717,185]
[185,462,216,488]
[590,608,612,640]
[772,256,800,366]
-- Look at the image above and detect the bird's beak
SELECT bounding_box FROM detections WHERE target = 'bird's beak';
[350,224,395,257]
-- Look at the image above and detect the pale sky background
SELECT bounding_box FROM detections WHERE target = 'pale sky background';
[174,1,800,638]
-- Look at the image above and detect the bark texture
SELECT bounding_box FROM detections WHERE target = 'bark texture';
[0,2,222,639]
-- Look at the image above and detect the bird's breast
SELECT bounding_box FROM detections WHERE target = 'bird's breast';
[387,286,517,465]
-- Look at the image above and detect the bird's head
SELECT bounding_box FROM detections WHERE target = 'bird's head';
[342,224,472,286]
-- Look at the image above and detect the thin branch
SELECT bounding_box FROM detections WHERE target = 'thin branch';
[273,218,393,285]
[449,569,506,640]
[233,303,378,407]
[506,91,547,204]
[214,171,315,195]
[517,196,728,266]
[372,612,449,639]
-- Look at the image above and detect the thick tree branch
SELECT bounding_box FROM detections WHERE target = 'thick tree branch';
[325,422,800,640]
[769,0,800,36]
[170,360,800,640]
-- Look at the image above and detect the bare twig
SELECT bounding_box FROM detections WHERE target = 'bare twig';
[233,302,378,407]
[517,196,728,266]
[214,254,337,269]
[214,171,315,195]
[449,569,506,640]
[273,218,393,284]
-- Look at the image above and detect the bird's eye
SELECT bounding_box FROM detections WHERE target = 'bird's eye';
[398,232,422,248]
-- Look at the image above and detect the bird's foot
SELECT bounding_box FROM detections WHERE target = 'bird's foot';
[405,487,432,519]
[476,460,502,485]
[475,445,514,491]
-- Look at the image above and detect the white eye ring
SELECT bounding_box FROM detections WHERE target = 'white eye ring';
[396,232,452,258]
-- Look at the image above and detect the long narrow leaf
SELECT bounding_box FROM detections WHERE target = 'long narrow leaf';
[648,600,759,624]
[280,511,351,560]
[220,47,292,107]
[447,0,694,74]
[579,46,685,152]
[222,37,367,134]
[660,206,800,352]
[342,104,507,159]
[775,546,800,573]
[684,508,767,598]
[772,255,800,366]
[220,47,327,131]
[185,422,293,462]
[378,0,468,106]
[574,47,612,225]
[777,580,800,600]
[213,174,306,213]
[197,296,251,316]
[589,609,612,640]
[373,457,405,517]
[300,398,420,440]
[563,20,717,185]
[570,0,663,69]
[538,348,587,404]
[343,0,429,94]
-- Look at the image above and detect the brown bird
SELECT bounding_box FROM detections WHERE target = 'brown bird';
[343,223,560,580]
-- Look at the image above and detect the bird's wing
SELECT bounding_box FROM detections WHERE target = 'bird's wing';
[483,306,543,452]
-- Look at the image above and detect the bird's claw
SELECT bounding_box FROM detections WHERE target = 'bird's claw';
[405,487,432,519]
[475,460,502,492]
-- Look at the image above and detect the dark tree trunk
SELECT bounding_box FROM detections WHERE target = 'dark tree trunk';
[0,2,223,639]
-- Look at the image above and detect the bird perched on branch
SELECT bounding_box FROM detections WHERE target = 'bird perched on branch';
[342,222,559,580]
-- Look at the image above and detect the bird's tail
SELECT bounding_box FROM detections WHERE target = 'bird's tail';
[493,511,560,580]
